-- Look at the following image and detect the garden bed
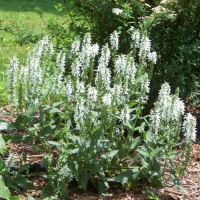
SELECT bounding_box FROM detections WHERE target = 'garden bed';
[1,105,199,200]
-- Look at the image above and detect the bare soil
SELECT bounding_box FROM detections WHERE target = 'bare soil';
[0,105,200,200]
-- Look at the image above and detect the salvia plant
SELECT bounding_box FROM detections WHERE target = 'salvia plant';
[5,28,196,198]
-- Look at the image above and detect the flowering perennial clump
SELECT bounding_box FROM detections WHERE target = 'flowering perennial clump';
[6,29,197,194]
[7,28,155,119]
[182,113,196,143]
[149,82,196,146]
[150,83,185,137]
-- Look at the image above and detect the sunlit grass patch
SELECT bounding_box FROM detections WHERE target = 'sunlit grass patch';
[0,0,69,105]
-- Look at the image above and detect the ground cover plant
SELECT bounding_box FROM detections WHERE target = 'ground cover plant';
[0,26,197,199]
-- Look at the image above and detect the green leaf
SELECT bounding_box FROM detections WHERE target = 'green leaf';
[63,119,72,132]
[40,125,55,137]
[169,160,184,194]
[0,120,16,131]
[14,175,35,190]
[9,196,22,200]
[107,150,119,159]
[145,131,152,142]
[14,114,29,128]
[47,141,60,147]
[3,134,33,143]
[69,135,82,145]
[25,104,38,117]
[170,173,183,194]
[18,164,30,173]
[80,172,89,190]
[146,189,161,200]
[124,121,133,129]
[97,180,107,196]
[137,149,149,158]
[0,159,5,171]
[149,157,163,176]
[150,147,162,157]
[149,173,163,186]
[52,101,63,107]
[141,157,149,168]
[27,195,35,200]
[0,134,7,155]
[127,100,137,107]
[22,135,34,142]
[40,184,53,198]
[0,175,11,199]
[49,107,62,114]
[130,136,140,150]
[168,152,180,160]
[69,148,80,154]
[41,89,49,96]
[98,171,108,188]
[43,105,62,114]
[7,183,21,192]
[108,168,139,185]
[134,122,146,133]
[3,134,22,142]
[32,145,46,151]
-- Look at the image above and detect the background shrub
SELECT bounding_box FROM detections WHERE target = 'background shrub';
[67,0,200,106]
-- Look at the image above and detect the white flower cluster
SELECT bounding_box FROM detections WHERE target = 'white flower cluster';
[5,153,17,170]
[63,77,73,102]
[102,93,112,106]
[152,6,167,13]
[59,164,71,178]
[118,104,131,124]
[151,5,177,19]
[110,30,119,50]
[26,36,53,96]
[71,39,80,56]
[87,86,98,103]
[112,8,123,15]
[53,52,66,94]
[182,113,196,143]
[131,30,140,47]
[98,43,111,66]
[130,28,157,64]
[7,36,56,107]
[71,33,99,83]
[149,82,196,144]
[137,75,150,104]
[7,57,19,107]
[115,55,137,82]
[7,30,157,135]
[160,0,178,5]
[74,97,86,130]
[158,84,185,123]
[71,58,81,79]
[69,31,154,129]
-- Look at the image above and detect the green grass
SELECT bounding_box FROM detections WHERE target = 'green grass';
[0,0,70,106]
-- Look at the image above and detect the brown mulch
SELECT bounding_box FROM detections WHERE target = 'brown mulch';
[0,105,200,200]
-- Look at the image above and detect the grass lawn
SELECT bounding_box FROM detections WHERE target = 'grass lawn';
[0,0,69,105]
